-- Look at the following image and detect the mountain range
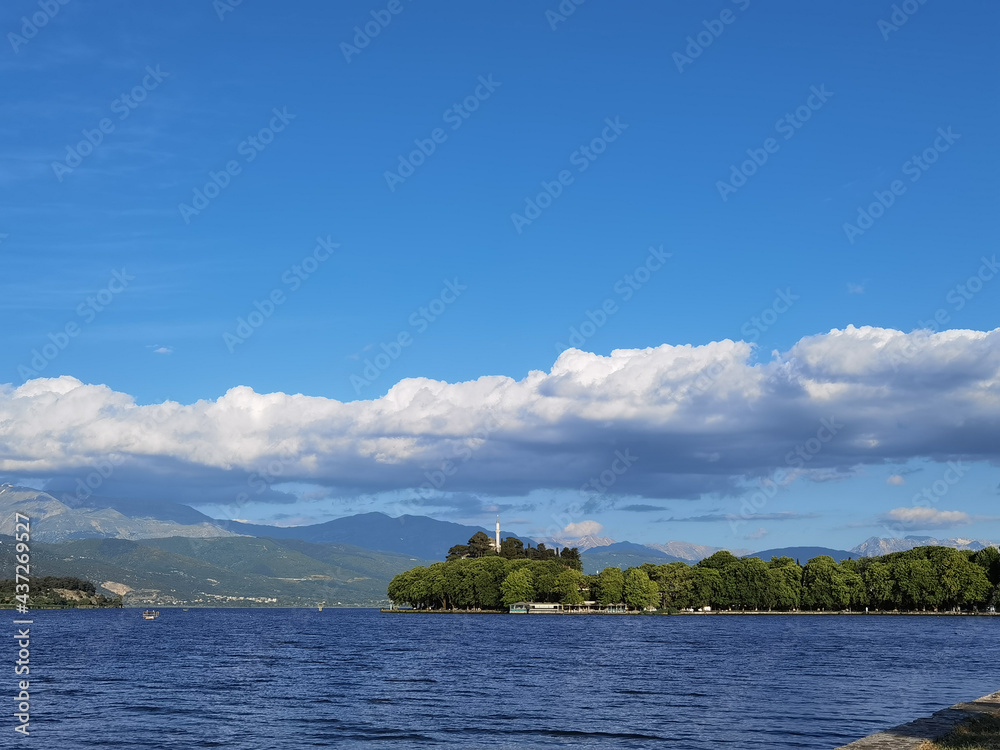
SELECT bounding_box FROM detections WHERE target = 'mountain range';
[544,534,751,560]
[850,535,998,557]
[648,540,753,560]
[0,485,238,541]
[580,542,692,574]
[0,532,431,607]
[544,534,616,551]
[1,485,996,604]
[214,513,531,561]
[0,485,528,560]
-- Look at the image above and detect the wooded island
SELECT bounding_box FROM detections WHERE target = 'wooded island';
[387,532,1000,613]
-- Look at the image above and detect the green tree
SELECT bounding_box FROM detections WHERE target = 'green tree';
[554,569,586,605]
[500,568,535,606]
[623,568,657,610]
[387,567,416,606]
[697,550,740,570]
[863,561,892,610]
[839,566,866,610]
[971,547,1000,587]
[470,558,505,609]
[934,548,991,608]
[896,556,939,610]
[594,567,625,605]
[559,546,583,571]
[467,531,496,558]
[724,557,775,610]
[532,562,562,603]
[691,567,722,608]
[646,578,661,609]
[527,542,556,561]
[442,562,475,609]
[388,567,432,608]
[801,556,849,611]
[500,536,525,559]
[424,565,449,609]
[651,562,695,609]
[767,557,802,611]
[958,563,991,607]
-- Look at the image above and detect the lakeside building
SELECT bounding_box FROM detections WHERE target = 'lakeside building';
[509,601,630,614]
[510,602,564,614]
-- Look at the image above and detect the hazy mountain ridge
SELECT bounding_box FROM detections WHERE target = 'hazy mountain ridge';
[214,512,532,561]
[0,485,237,542]
[0,533,432,607]
[851,535,999,557]
[1,488,527,558]
[648,541,753,560]
[548,537,751,560]
[8,485,996,573]
[580,542,693,574]
[544,534,616,551]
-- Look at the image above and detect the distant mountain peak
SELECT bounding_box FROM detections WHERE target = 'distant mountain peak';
[648,540,752,561]
[214,513,533,561]
[0,487,236,542]
[543,534,615,551]
[851,536,998,556]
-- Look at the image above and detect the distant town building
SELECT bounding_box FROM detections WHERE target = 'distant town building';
[509,602,564,614]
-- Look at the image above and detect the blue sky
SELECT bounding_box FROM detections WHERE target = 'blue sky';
[2,0,998,552]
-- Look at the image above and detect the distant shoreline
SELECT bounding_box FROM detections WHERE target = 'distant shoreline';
[381,608,1000,616]
[5,605,995,614]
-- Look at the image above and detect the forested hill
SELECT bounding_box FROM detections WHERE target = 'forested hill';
[0,576,122,608]
[388,545,1000,613]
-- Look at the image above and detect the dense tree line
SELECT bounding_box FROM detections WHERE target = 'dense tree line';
[0,576,97,594]
[644,546,998,612]
[0,576,122,608]
[387,544,1000,613]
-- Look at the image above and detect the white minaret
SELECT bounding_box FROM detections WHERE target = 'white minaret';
[495,515,501,552]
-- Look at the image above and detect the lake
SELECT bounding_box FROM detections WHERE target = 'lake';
[23,609,999,748]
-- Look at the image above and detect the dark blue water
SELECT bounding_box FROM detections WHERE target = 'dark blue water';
[21,609,999,748]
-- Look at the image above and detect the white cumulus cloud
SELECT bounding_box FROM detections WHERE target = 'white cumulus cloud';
[881,506,971,528]
[0,326,998,510]
[562,521,604,538]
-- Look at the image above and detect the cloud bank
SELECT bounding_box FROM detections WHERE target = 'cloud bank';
[1,325,998,509]
[880,506,972,529]
[562,521,604,538]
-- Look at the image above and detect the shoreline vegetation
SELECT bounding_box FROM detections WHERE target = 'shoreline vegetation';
[387,532,1000,615]
[919,714,1000,749]
[381,608,1000,616]
[0,576,123,608]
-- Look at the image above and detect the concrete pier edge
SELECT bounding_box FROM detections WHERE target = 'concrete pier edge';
[834,690,1000,749]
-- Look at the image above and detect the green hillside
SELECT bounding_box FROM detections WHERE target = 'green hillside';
[581,542,690,574]
[0,534,431,607]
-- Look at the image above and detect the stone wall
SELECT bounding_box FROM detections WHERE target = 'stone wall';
[834,690,1000,749]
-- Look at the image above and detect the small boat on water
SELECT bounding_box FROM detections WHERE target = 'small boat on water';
[142,610,160,620]
[318,603,324,612]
